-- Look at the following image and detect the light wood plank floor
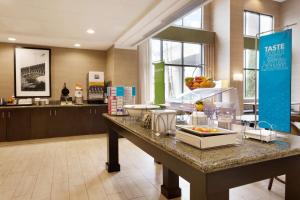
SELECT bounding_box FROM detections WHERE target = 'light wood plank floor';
[0,134,285,200]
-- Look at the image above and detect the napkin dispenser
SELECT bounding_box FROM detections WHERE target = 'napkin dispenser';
[151,110,177,135]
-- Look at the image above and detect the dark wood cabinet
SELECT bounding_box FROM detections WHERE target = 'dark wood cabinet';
[48,108,78,137]
[76,107,94,134]
[0,111,6,141]
[93,106,108,133]
[75,106,107,135]
[0,105,107,142]
[31,108,51,139]
[6,109,31,141]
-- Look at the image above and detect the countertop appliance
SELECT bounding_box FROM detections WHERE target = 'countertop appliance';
[74,85,83,105]
[0,98,6,106]
[60,83,72,105]
[87,71,104,104]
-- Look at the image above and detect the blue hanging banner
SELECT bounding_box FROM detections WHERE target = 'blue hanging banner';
[259,29,292,133]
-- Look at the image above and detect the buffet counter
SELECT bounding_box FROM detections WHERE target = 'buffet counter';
[104,114,300,200]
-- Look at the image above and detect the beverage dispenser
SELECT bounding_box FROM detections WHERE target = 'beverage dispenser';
[87,71,104,104]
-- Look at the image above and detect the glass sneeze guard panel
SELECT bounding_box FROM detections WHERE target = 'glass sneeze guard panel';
[165,87,241,115]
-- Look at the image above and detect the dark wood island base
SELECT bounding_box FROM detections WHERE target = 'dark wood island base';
[104,114,300,200]
[161,166,182,199]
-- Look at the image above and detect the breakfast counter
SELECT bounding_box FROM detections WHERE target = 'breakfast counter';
[104,114,300,200]
[0,103,107,109]
[0,104,108,142]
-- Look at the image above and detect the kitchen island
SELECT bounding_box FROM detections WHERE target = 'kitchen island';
[104,114,300,200]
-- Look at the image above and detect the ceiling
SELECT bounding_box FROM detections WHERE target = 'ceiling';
[0,0,160,50]
[115,0,209,49]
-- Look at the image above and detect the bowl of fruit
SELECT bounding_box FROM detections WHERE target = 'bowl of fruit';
[185,76,216,90]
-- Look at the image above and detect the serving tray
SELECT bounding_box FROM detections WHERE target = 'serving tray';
[176,125,236,137]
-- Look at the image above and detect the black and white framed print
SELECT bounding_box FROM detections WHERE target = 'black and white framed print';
[14,47,51,97]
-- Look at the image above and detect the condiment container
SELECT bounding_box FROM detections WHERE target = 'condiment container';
[151,110,177,135]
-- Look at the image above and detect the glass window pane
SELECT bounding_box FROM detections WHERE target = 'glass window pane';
[173,19,183,26]
[184,43,201,65]
[163,41,182,65]
[245,12,259,36]
[244,70,256,99]
[151,39,161,62]
[244,49,258,69]
[183,67,202,93]
[183,7,202,29]
[260,15,273,35]
[165,66,183,99]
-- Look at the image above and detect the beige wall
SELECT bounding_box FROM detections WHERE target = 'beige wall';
[106,47,115,83]
[0,43,106,100]
[105,47,139,102]
[281,0,300,102]
[114,49,138,87]
[0,43,15,99]
[230,0,244,104]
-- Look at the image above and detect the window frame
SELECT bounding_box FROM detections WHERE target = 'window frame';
[173,7,203,30]
[244,10,274,38]
[154,39,205,98]
[243,50,259,100]
[243,10,274,100]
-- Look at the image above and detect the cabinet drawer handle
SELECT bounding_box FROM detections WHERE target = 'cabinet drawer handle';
[90,109,92,114]
[94,109,97,114]
[54,110,57,116]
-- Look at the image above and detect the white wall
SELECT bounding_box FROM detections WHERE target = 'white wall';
[281,0,300,103]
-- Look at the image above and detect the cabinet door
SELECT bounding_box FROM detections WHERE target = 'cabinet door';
[93,106,108,134]
[76,107,94,135]
[48,108,78,137]
[31,108,51,139]
[6,109,31,141]
[48,108,66,138]
[0,111,6,141]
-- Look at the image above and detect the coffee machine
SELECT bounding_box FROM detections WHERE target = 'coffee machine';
[87,71,104,104]
[60,83,72,105]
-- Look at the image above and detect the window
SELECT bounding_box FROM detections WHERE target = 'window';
[244,11,273,37]
[244,49,259,99]
[243,11,273,99]
[173,7,203,29]
[151,39,205,100]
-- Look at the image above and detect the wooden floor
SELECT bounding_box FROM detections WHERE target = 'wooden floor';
[0,134,285,200]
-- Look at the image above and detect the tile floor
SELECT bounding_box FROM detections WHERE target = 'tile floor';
[0,134,285,200]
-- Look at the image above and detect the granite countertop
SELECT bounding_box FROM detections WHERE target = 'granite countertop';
[104,114,300,173]
[0,103,107,109]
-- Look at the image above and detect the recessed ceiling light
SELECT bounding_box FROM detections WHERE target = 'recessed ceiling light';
[86,29,95,34]
[74,43,81,47]
[8,37,16,41]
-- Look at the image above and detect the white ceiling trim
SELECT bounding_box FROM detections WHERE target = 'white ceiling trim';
[114,0,210,49]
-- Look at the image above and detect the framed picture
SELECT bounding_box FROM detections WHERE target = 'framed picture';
[14,47,51,97]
